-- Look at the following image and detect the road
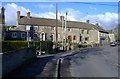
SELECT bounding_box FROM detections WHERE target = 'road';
[3,45,119,78]
[60,45,118,77]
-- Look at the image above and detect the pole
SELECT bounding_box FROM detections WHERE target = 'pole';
[39,33,41,52]
[55,3,58,49]
[25,19,30,48]
[65,11,67,50]
[61,16,64,50]
[27,30,29,47]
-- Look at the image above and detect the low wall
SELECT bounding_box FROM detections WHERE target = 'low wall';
[2,47,36,76]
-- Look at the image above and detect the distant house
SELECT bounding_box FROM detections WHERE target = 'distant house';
[14,11,109,49]
[91,23,109,45]
[108,33,115,42]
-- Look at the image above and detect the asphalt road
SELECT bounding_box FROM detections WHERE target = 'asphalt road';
[3,45,119,78]
[61,45,118,77]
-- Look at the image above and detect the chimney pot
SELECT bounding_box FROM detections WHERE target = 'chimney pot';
[27,12,30,19]
[60,16,64,21]
[17,11,20,19]
[86,20,89,24]
[96,23,99,26]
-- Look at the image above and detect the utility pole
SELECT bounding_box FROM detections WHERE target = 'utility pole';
[61,16,64,50]
[55,3,58,49]
[65,11,67,50]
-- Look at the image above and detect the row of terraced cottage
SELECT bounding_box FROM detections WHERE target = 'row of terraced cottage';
[5,11,110,50]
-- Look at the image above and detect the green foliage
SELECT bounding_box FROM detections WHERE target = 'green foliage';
[35,41,53,53]
[2,41,28,52]
[2,40,53,53]
[116,38,120,42]
[77,44,91,48]
[108,30,113,33]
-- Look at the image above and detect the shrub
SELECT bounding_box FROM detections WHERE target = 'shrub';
[77,44,91,48]
[35,41,53,53]
[2,41,28,52]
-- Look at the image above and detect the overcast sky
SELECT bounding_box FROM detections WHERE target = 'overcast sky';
[2,2,118,30]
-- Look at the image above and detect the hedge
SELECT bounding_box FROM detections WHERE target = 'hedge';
[77,44,92,48]
[2,40,53,53]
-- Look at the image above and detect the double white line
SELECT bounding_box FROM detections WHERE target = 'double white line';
[55,58,64,79]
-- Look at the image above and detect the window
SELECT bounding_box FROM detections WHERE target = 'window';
[68,36,72,41]
[58,34,60,41]
[80,35,82,41]
[50,34,54,42]
[26,25,30,31]
[87,30,89,34]
[34,26,38,32]
[82,29,84,34]
[73,35,76,40]
[34,33,37,38]
[51,26,55,31]
[41,32,46,41]
[85,37,89,41]
[12,32,17,38]
[67,28,71,32]
[21,33,25,38]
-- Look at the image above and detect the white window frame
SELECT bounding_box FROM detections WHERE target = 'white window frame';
[41,32,46,41]
[12,32,17,38]
[26,25,31,31]
[21,32,25,38]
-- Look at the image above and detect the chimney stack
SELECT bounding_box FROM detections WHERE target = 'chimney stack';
[60,16,64,21]
[86,20,89,24]
[17,11,20,19]
[27,12,30,19]
[96,23,99,26]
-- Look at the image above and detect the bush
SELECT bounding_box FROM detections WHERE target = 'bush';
[2,41,28,52]
[77,44,91,48]
[35,41,53,53]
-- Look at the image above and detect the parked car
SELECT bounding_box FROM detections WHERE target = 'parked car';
[117,42,120,46]
[110,42,117,47]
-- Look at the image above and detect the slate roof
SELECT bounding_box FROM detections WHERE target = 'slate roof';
[18,16,108,33]
[91,24,109,33]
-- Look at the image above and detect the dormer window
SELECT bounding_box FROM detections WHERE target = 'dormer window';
[12,32,17,38]
[21,32,25,38]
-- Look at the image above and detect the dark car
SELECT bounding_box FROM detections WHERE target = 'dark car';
[117,42,120,46]
[110,42,117,47]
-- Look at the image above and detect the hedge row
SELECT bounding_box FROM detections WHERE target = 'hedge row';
[77,44,92,48]
[2,41,53,53]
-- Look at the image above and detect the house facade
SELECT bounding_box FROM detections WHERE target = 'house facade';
[108,33,115,42]
[4,30,27,40]
[15,11,109,49]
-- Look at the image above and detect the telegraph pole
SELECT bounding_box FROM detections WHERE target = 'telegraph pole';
[65,11,67,50]
[55,3,58,49]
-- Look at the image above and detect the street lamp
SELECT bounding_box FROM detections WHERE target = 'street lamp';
[27,30,29,47]
[25,19,31,48]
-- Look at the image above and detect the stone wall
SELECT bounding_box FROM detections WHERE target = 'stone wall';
[2,47,36,76]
